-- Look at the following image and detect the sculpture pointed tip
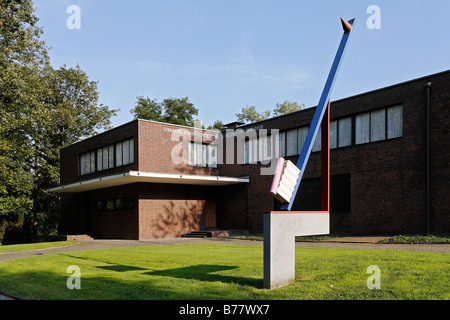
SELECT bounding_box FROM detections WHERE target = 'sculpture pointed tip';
[340,17,352,33]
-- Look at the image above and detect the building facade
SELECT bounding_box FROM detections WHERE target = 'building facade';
[51,70,450,239]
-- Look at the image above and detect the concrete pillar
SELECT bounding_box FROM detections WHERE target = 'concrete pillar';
[263,212,329,289]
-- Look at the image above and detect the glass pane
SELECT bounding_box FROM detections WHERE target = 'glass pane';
[129,139,134,163]
[199,144,207,167]
[108,145,114,168]
[330,121,337,149]
[259,136,270,161]
[312,126,321,152]
[207,145,217,168]
[248,138,258,164]
[244,140,249,164]
[115,199,124,209]
[102,147,109,169]
[286,129,298,156]
[297,127,308,154]
[90,151,96,173]
[84,154,90,174]
[371,109,386,142]
[279,131,286,157]
[387,106,403,139]
[106,200,115,211]
[356,113,370,144]
[96,201,105,211]
[338,117,352,147]
[80,154,86,175]
[123,140,130,165]
[188,143,196,166]
[97,149,103,171]
[116,142,123,167]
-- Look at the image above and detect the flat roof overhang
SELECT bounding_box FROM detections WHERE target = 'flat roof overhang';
[48,171,250,193]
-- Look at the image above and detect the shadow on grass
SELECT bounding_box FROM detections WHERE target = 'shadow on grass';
[58,254,263,288]
[144,264,262,288]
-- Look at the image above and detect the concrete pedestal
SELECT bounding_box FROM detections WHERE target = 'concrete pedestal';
[263,211,329,289]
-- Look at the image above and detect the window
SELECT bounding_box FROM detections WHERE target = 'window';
[259,136,272,162]
[355,106,402,144]
[279,131,286,157]
[102,146,110,170]
[115,198,124,209]
[116,142,123,167]
[207,145,218,168]
[80,151,95,175]
[387,106,403,139]
[355,113,370,145]
[189,142,217,168]
[122,139,130,165]
[97,149,103,171]
[338,117,352,147]
[106,200,115,211]
[330,121,337,149]
[297,127,308,154]
[286,129,298,156]
[370,109,386,142]
[96,198,134,212]
[118,138,134,166]
[79,138,134,176]
[312,127,321,152]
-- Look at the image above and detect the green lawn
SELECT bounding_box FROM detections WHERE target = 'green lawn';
[0,244,448,300]
[0,241,77,253]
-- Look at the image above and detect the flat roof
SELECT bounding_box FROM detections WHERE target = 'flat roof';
[49,171,250,193]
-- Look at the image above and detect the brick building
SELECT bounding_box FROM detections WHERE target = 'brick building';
[50,70,450,239]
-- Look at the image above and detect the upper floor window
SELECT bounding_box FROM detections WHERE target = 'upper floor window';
[188,142,218,168]
[80,138,134,176]
[355,106,403,145]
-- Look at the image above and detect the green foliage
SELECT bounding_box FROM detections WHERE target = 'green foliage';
[273,100,304,116]
[0,0,117,243]
[235,100,304,124]
[131,96,198,127]
[207,119,224,131]
[235,106,271,124]
[379,235,450,244]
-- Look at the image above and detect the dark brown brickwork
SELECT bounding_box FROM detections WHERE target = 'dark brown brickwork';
[57,70,449,239]
[220,70,449,236]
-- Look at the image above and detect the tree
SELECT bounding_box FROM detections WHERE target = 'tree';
[130,97,162,122]
[131,96,199,127]
[162,97,198,127]
[273,100,304,116]
[31,65,117,237]
[235,106,271,124]
[207,119,224,131]
[0,0,118,242]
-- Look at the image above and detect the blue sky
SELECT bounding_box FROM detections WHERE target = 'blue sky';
[34,0,450,129]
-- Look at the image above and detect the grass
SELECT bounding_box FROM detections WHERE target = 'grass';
[0,241,77,253]
[0,244,448,300]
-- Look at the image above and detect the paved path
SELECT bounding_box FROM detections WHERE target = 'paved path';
[1,237,448,263]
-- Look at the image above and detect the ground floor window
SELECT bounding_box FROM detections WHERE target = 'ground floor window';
[96,198,135,212]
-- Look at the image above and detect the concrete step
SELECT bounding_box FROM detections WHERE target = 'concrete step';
[63,234,94,241]
[181,231,212,238]
[180,230,249,238]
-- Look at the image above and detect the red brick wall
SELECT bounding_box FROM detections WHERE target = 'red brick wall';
[138,183,216,239]
[137,120,219,176]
